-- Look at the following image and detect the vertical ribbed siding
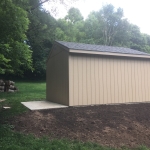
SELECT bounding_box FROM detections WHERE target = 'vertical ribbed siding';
[46,46,69,105]
[69,54,150,106]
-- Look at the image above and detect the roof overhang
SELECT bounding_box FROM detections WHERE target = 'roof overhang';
[69,49,150,59]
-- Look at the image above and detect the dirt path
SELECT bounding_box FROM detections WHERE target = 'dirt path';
[7,103,150,148]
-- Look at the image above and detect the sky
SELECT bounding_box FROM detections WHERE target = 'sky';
[44,0,150,35]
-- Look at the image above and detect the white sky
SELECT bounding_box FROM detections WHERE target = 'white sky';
[44,0,150,35]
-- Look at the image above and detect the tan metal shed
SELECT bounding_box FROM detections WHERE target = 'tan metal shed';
[46,41,150,106]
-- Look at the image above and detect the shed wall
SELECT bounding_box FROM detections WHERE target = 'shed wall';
[46,46,69,105]
[69,53,150,106]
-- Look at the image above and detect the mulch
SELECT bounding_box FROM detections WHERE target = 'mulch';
[5,103,150,148]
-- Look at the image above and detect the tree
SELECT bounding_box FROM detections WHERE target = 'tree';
[0,0,32,75]
[55,8,85,42]
[65,7,83,24]
[30,0,78,11]
[83,4,131,47]
[24,1,79,79]
[99,4,125,45]
[84,12,103,44]
[112,19,130,47]
[26,0,57,78]
[0,0,79,78]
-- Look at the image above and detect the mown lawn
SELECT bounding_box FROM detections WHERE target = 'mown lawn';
[0,124,116,150]
[0,82,46,117]
[0,81,149,150]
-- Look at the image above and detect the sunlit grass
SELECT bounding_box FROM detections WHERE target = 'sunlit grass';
[0,81,46,117]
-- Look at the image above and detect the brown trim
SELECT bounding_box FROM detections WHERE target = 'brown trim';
[69,49,150,59]
[46,43,69,64]
[55,41,69,52]
[46,45,55,64]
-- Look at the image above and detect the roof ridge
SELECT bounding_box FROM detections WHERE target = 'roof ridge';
[56,41,150,56]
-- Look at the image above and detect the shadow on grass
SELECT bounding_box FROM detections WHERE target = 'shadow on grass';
[0,81,46,119]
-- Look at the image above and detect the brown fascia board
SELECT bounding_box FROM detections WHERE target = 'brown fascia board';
[69,49,150,59]
[55,41,70,52]
[46,42,69,63]
[46,45,55,64]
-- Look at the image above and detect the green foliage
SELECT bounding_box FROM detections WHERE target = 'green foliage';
[84,12,103,44]
[83,4,129,46]
[65,7,83,24]
[1,1,150,79]
[25,0,56,78]
[0,45,11,74]
[0,0,33,75]
[56,8,85,42]
[28,3,150,79]
[55,4,150,54]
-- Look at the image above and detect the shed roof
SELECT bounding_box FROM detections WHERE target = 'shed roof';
[56,41,150,56]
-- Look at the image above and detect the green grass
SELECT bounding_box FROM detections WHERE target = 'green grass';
[0,81,46,117]
[0,81,150,150]
[0,124,149,150]
[0,124,116,150]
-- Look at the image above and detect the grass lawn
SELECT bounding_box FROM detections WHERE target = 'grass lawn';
[0,81,149,150]
[0,82,46,117]
[0,124,117,150]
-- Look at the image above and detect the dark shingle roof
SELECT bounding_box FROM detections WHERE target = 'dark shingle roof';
[56,41,150,56]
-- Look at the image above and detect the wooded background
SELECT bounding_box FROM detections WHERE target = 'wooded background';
[1,0,150,80]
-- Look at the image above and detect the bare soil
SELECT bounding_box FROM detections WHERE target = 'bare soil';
[6,103,150,148]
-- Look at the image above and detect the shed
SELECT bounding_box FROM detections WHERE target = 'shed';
[46,41,150,106]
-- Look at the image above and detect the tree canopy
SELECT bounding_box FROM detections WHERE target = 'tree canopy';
[0,0,32,75]
[1,1,150,79]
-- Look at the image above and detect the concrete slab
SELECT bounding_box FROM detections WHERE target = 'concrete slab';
[21,101,68,110]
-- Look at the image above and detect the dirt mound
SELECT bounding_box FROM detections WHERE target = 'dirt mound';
[7,103,150,148]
